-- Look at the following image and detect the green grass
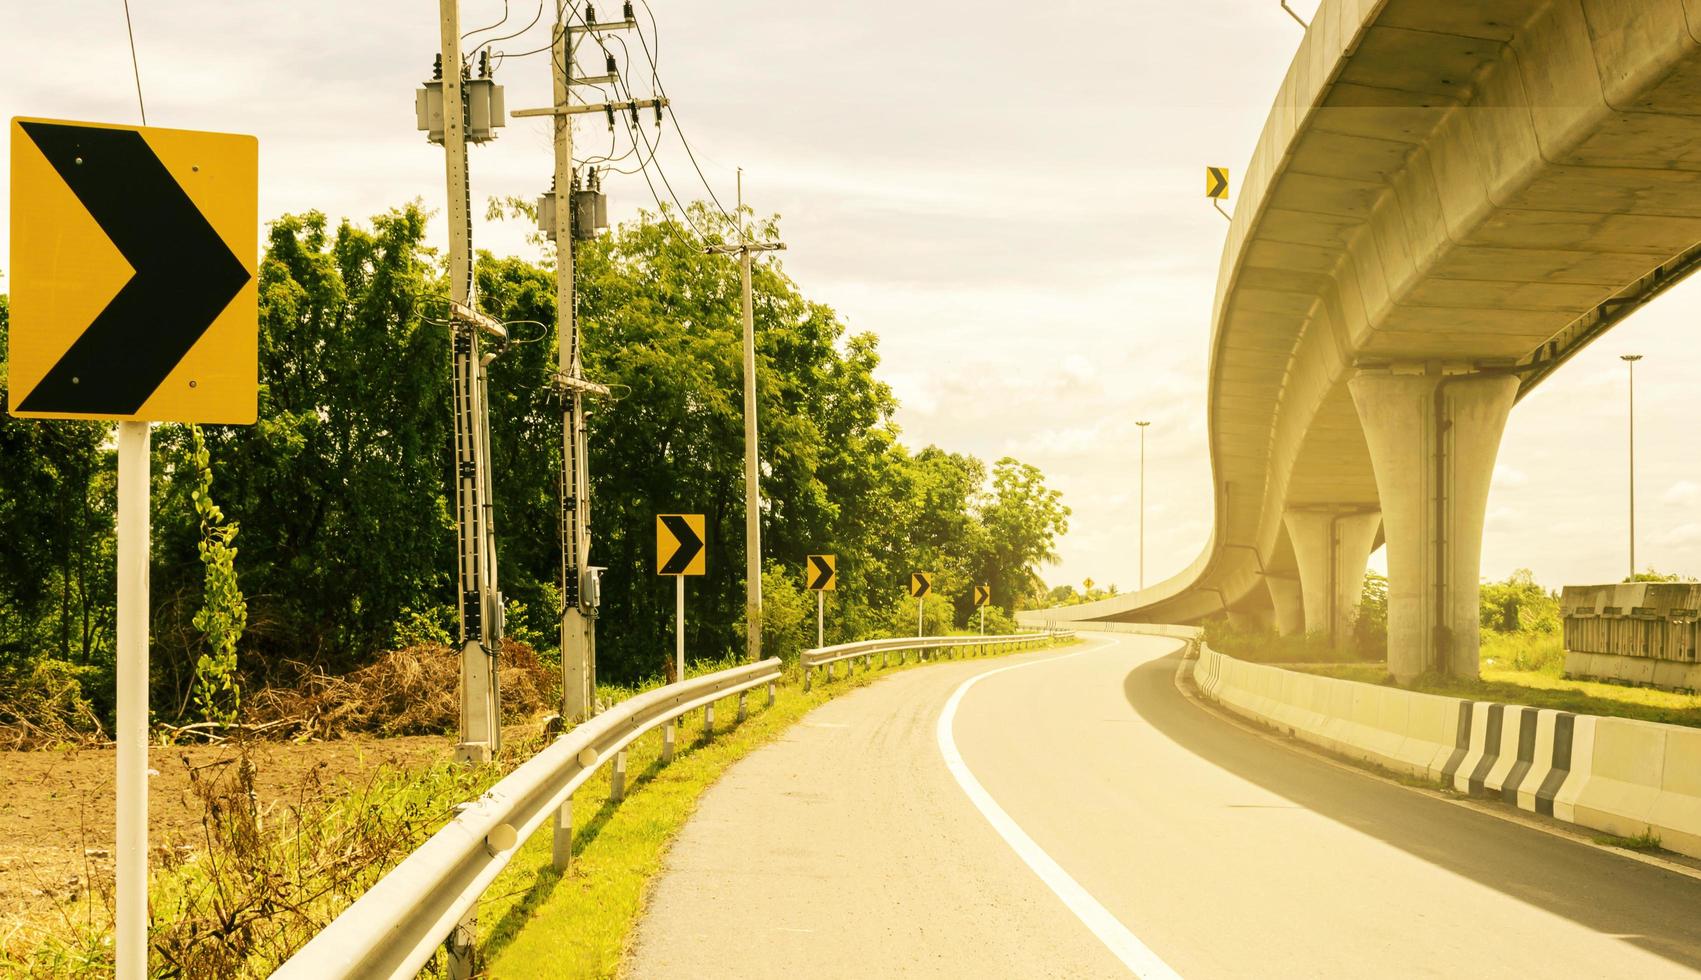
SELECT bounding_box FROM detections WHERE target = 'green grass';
[1593,830,1664,852]
[477,639,1071,978]
[1285,632,1701,729]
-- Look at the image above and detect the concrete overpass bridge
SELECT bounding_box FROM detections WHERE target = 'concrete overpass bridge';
[1044,0,1701,679]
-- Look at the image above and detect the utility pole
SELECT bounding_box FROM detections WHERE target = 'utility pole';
[1136,420,1150,591]
[511,3,654,719]
[707,171,785,661]
[1623,354,1643,581]
[426,0,509,766]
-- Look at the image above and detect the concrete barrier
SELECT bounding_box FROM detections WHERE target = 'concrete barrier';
[1087,622,1701,861]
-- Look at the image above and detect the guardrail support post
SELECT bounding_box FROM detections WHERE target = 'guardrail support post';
[804,666,813,692]
[662,720,676,763]
[552,797,573,872]
[767,679,776,706]
[610,751,627,802]
[704,702,715,736]
[446,911,478,979]
[738,691,748,723]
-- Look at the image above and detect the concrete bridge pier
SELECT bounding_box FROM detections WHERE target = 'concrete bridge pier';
[1283,510,1380,650]
[1266,575,1304,637]
[1348,369,1517,682]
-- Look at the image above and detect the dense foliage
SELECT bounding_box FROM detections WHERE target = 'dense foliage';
[0,202,1070,729]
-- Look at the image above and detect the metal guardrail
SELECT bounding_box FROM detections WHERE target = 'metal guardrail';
[801,630,1073,690]
[274,657,782,980]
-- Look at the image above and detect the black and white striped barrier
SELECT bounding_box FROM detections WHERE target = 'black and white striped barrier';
[1189,642,1701,860]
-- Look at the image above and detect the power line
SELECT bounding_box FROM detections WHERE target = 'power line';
[559,7,709,243]
[475,0,544,53]
[629,9,732,223]
[120,0,146,124]
[462,0,511,41]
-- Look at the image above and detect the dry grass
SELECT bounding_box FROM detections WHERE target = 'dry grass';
[245,639,555,740]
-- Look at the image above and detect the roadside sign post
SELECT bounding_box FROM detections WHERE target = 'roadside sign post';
[806,554,836,648]
[8,117,258,980]
[115,421,150,978]
[657,515,707,682]
[973,584,991,655]
[910,572,933,653]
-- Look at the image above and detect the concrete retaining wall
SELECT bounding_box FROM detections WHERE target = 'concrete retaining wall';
[1079,621,1701,860]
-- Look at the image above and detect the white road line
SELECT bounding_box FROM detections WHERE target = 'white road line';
[935,635,1183,979]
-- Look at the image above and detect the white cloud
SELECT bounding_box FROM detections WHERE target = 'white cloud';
[1664,481,1701,506]
[1492,464,1529,489]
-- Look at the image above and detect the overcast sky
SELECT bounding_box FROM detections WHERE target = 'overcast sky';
[5,0,1699,593]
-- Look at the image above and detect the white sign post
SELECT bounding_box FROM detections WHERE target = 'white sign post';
[676,575,686,682]
[115,420,151,979]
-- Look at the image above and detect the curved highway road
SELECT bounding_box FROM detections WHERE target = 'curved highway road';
[625,633,1701,977]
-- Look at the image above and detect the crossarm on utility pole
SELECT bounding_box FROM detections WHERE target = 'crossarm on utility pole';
[512,98,668,118]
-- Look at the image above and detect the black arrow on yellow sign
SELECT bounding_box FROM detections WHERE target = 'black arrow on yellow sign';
[657,514,706,575]
[910,572,932,598]
[973,585,991,607]
[15,122,252,416]
[807,555,836,591]
[1205,166,1230,201]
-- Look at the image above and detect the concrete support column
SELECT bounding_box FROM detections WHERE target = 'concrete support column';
[1283,509,1381,648]
[1348,371,1517,681]
[1266,575,1305,637]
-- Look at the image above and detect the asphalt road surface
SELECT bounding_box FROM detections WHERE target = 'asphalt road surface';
[625,632,1701,978]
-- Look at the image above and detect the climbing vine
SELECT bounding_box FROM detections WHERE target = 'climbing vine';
[189,424,246,726]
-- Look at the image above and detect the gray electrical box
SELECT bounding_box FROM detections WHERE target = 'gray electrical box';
[417,78,506,144]
[582,567,605,613]
[537,192,557,241]
[484,589,506,642]
[573,190,608,240]
[539,190,609,241]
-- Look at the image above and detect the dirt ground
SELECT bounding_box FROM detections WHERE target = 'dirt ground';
[0,736,451,933]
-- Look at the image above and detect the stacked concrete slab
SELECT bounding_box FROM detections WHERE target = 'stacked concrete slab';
[1562,583,1701,690]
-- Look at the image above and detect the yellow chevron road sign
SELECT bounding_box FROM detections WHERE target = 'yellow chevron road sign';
[807,555,837,591]
[656,514,706,576]
[909,572,933,598]
[8,118,258,422]
[1205,166,1229,200]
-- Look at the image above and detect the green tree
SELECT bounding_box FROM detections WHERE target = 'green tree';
[971,457,1071,616]
[1479,568,1559,635]
[0,293,118,683]
[158,207,455,682]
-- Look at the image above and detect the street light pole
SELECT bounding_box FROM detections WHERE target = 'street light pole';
[1622,354,1642,581]
[1136,420,1150,591]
